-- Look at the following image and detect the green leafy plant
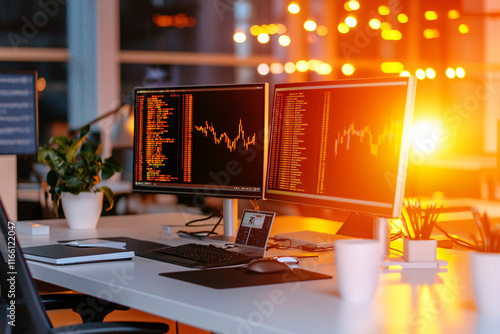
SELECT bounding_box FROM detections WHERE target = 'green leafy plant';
[38,125,122,217]
[400,199,442,240]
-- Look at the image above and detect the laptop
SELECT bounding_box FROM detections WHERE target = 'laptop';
[137,209,276,268]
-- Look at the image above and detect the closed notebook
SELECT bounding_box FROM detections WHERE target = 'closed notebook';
[23,244,134,265]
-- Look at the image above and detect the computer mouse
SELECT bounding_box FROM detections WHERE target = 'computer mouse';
[245,259,293,274]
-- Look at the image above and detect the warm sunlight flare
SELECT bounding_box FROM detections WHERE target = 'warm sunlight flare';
[410,120,442,154]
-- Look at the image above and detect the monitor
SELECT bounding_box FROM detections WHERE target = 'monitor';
[133,83,268,238]
[266,77,416,242]
[0,71,38,155]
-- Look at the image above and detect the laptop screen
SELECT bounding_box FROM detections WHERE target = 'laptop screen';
[234,210,275,250]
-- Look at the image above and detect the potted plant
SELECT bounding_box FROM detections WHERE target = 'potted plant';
[468,208,500,315]
[400,200,442,262]
[38,125,122,229]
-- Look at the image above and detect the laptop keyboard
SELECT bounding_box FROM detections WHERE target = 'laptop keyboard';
[147,243,253,269]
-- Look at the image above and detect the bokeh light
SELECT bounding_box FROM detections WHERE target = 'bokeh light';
[400,71,411,77]
[257,63,270,75]
[456,67,466,78]
[250,25,261,36]
[369,18,381,29]
[233,32,246,43]
[448,10,460,19]
[342,63,355,75]
[378,6,390,15]
[346,1,360,11]
[296,60,309,72]
[426,68,436,79]
[398,14,408,23]
[446,67,456,79]
[338,23,350,34]
[382,30,402,40]
[459,24,469,34]
[36,77,46,92]
[304,20,317,31]
[279,35,291,46]
[288,3,300,14]
[316,63,332,75]
[416,69,426,80]
[284,62,296,74]
[423,29,440,39]
[257,33,270,43]
[270,63,284,74]
[345,16,357,28]
[425,11,438,20]
[317,25,328,36]
[381,62,404,73]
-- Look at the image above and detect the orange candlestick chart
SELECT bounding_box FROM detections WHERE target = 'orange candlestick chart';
[334,119,401,158]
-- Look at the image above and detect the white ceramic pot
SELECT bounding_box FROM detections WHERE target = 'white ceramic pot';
[403,238,437,262]
[61,191,103,229]
[469,251,500,315]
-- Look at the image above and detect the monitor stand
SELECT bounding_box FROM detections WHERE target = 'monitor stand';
[204,198,238,244]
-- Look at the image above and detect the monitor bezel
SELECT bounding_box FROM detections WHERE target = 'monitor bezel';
[132,82,269,200]
[265,76,416,218]
[0,71,39,156]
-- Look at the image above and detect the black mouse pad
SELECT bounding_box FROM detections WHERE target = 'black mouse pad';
[160,267,332,289]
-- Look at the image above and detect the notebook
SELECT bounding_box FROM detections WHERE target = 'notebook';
[23,244,135,265]
[137,209,276,267]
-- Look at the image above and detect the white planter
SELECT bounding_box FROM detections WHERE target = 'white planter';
[403,238,437,262]
[61,191,103,229]
[469,251,500,315]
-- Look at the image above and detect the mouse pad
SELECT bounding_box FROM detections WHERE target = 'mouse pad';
[160,267,332,289]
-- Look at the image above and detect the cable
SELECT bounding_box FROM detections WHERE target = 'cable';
[250,199,260,210]
[184,210,222,227]
[177,211,223,238]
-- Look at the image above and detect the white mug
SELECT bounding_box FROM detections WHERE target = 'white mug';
[335,239,381,303]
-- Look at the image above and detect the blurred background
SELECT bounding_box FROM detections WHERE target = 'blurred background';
[1,0,499,219]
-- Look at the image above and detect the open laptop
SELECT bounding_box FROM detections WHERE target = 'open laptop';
[137,209,276,268]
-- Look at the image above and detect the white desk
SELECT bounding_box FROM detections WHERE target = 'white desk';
[18,212,497,334]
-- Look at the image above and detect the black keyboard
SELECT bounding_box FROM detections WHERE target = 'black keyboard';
[138,243,253,269]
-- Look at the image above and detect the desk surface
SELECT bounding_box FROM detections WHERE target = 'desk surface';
[18,210,497,334]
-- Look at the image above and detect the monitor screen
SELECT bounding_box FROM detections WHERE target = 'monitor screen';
[133,83,268,202]
[0,71,38,155]
[266,77,416,218]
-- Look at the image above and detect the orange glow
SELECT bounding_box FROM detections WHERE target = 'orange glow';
[126,114,135,135]
[398,13,409,23]
[233,32,246,43]
[304,20,317,31]
[36,77,46,92]
[288,3,300,14]
[411,120,442,154]
[382,30,402,40]
[415,69,426,80]
[284,62,296,73]
[279,35,291,46]
[456,67,466,78]
[270,63,284,74]
[423,29,440,39]
[342,63,355,75]
[378,6,390,15]
[338,23,350,34]
[257,33,270,43]
[448,10,460,19]
[317,25,328,36]
[369,18,381,29]
[426,68,436,79]
[446,67,456,79]
[345,16,357,28]
[381,62,404,73]
[153,13,195,28]
[257,64,269,75]
[459,24,469,34]
[250,25,261,36]
[425,11,438,20]
[296,60,309,72]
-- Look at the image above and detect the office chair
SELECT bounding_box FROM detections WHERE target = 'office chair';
[0,200,169,334]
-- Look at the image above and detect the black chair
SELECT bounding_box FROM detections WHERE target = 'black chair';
[0,200,169,334]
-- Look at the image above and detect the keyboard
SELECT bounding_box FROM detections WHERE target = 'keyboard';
[137,243,253,269]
